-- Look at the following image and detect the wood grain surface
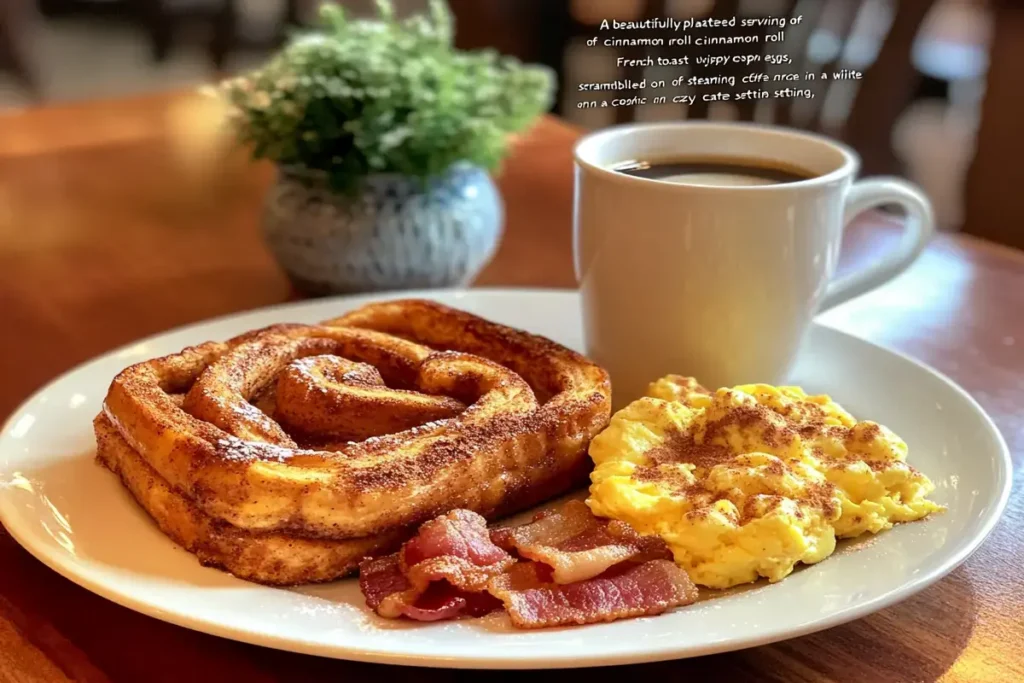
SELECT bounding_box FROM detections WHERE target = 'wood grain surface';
[0,92,1021,683]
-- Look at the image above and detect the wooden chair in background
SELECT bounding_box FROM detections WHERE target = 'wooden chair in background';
[447,0,944,178]
[0,0,42,100]
[962,0,1024,250]
[843,0,940,176]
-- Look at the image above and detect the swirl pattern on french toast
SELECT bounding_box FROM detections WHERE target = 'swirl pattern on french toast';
[96,299,611,584]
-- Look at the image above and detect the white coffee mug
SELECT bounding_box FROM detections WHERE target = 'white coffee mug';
[573,121,934,406]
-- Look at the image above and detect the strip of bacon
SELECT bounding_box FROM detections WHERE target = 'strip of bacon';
[358,503,699,628]
[358,509,511,620]
[489,500,672,584]
[402,508,510,572]
[487,559,699,629]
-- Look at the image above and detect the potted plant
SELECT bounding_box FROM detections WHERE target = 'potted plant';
[212,0,555,295]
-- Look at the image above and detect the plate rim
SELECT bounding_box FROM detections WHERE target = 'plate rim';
[0,287,1014,669]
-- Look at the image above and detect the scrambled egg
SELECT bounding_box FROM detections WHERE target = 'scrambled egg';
[587,376,943,589]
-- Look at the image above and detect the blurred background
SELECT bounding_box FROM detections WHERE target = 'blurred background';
[0,0,1017,242]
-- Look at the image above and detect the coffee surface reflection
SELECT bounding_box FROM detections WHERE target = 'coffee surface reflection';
[613,157,815,187]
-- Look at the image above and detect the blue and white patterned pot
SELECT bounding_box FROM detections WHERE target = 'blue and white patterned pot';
[263,163,504,296]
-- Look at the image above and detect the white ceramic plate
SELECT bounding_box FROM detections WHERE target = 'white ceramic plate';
[0,289,1011,669]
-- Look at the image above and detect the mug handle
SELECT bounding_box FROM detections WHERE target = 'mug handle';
[819,176,936,312]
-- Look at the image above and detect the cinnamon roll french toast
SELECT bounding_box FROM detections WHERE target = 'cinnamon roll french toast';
[95,300,611,584]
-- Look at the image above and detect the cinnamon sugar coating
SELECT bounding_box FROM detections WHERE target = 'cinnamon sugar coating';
[96,299,611,584]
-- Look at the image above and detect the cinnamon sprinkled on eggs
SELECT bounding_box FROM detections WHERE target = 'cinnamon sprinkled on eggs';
[587,376,943,589]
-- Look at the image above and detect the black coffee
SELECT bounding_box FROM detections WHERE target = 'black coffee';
[613,157,814,186]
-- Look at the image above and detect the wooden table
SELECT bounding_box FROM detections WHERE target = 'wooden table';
[0,92,1021,683]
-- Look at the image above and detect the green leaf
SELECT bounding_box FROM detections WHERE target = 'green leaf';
[213,0,555,190]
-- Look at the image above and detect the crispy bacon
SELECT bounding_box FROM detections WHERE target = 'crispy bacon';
[490,500,672,584]
[358,509,511,620]
[359,502,699,628]
[402,508,510,571]
[488,559,699,629]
